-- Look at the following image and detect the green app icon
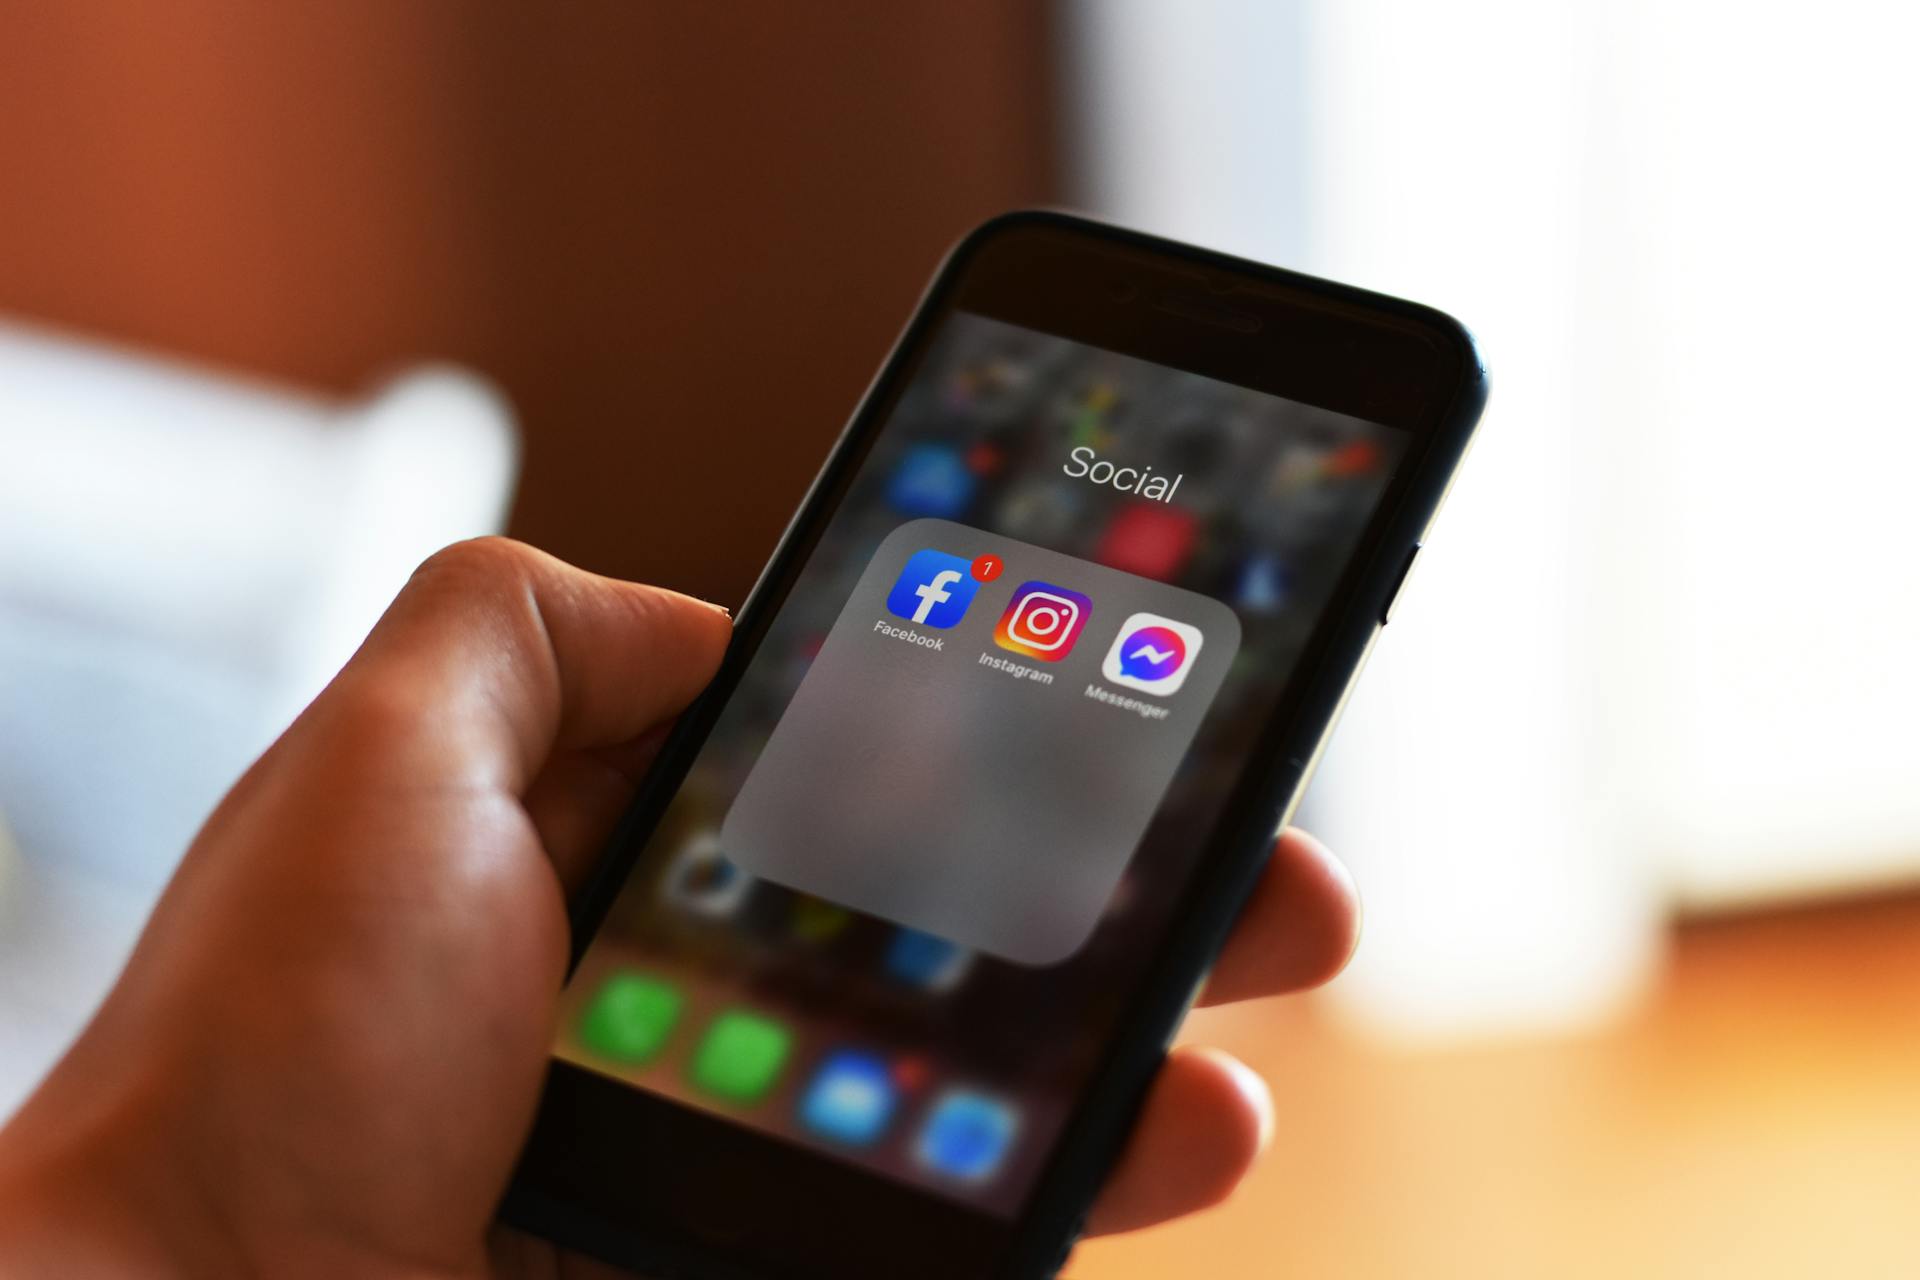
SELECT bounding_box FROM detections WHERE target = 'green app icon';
[690,1009,791,1103]
[578,973,683,1064]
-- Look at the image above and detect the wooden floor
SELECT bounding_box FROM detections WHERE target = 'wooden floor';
[1073,894,1920,1279]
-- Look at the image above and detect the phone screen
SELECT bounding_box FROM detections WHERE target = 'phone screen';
[556,308,1407,1215]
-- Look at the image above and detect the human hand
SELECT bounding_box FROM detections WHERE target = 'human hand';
[0,538,1359,1277]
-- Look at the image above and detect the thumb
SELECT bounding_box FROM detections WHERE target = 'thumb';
[310,537,733,796]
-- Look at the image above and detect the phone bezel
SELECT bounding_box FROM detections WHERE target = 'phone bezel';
[501,211,1487,1279]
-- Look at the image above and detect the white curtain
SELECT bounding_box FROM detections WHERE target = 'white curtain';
[1063,0,1920,1037]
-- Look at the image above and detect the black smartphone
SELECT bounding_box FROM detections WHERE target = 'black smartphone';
[502,211,1486,1278]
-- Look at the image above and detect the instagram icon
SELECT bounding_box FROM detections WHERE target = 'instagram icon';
[993,581,1092,662]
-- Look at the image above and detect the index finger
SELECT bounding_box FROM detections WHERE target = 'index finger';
[1198,827,1360,1006]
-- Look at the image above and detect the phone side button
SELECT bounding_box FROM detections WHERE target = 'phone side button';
[1381,543,1422,625]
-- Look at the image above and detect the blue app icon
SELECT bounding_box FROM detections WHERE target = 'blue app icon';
[915,1090,1018,1182]
[884,928,974,993]
[798,1050,899,1145]
[1233,551,1293,614]
[885,549,980,629]
[886,443,977,518]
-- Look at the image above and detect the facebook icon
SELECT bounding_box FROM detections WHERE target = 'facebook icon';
[885,549,980,629]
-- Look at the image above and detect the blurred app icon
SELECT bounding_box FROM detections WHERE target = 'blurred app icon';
[1102,613,1205,697]
[993,581,1092,661]
[1264,443,1328,496]
[1092,501,1198,581]
[884,928,974,993]
[945,342,1044,415]
[1233,551,1293,614]
[889,1053,934,1093]
[798,1050,899,1145]
[964,441,1005,476]
[886,548,981,629]
[886,443,976,518]
[1065,381,1120,449]
[689,1009,792,1104]
[1324,437,1383,477]
[577,972,683,1065]
[915,1090,1018,1182]
[661,832,754,919]
[789,894,852,943]
[993,477,1084,546]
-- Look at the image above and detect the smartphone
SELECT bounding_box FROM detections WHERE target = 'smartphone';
[502,211,1486,1278]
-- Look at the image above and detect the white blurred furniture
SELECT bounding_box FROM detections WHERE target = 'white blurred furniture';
[0,318,518,1114]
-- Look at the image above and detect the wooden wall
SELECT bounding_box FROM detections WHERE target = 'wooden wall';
[0,2,1059,602]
